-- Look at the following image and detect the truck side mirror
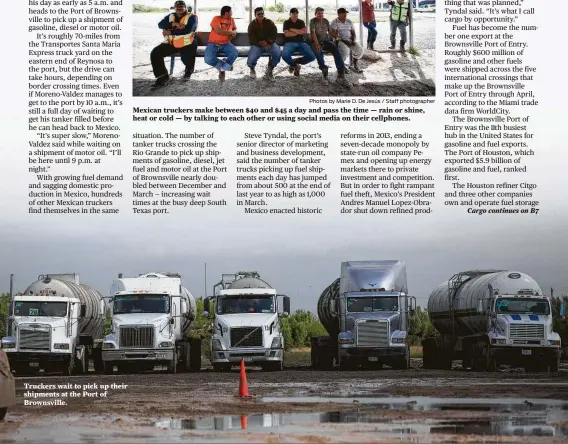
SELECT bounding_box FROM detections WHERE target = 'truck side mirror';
[80,304,86,318]
[477,299,484,314]
[283,296,290,315]
[204,297,210,315]
[99,299,105,316]
[560,303,566,319]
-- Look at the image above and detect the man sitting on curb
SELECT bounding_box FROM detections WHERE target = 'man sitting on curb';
[331,8,364,74]
[309,7,352,87]
[247,7,281,82]
[388,0,410,52]
[205,5,238,82]
[150,0,198,88]
[282,8,316,77]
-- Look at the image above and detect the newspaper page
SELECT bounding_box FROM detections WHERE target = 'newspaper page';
[1,0,567,441]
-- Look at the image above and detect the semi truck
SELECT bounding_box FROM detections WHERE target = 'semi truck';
[1,273,105,376]
[101,272,201,374]
[311,260,416,371]
[423,269,564,372]
[203,271,290,372]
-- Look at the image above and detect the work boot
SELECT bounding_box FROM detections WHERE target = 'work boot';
[367,42,372,50]
[183,68,192,81]
[152,74,170,88]
[337,68,353,88]
[389,40,396,50]
[400,41,406,52]
[352,59,363,73]
[249,66,257,78]
[265,63,275,82]
[321,66,329,85]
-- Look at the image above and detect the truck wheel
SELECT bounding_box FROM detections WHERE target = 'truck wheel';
[167,351,177,374]
[189,339,201,372]
[103,362,114,375]
[66,356,75,376]
[0,408,7,421]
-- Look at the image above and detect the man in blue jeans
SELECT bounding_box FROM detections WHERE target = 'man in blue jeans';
[204,6,238,82]
[282,8,316,77]
[309,7,351,87]
[247,7,281,82]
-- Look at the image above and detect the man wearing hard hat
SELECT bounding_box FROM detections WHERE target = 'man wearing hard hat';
[150,0,198,87]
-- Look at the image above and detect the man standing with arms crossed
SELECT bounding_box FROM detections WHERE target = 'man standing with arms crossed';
[282,8,316,77]
[309,7,352,87]
[388,0,410,52]
[205,6,239,82]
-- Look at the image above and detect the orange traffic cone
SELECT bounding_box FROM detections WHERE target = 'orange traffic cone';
[234,359,254,398]
[240,415,248,429]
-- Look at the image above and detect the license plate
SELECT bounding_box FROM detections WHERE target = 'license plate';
[368,357,378,362]
[522,349,532,356]
[244,357,253,362]
[29,362,39,367]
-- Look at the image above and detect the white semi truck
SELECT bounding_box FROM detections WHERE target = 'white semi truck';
[423,269,564,372]
[311,260,416,371]
[204,271,290,372]
[1,273,105,376]
[101,272,201,374]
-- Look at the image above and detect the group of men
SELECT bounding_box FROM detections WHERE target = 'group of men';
[149,1,410,89]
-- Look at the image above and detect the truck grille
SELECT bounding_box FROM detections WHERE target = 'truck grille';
[230,327,263,348]
[119,326,154,348]
[19,327,51,350]
[509,324,544,339]
[357,320,389,347]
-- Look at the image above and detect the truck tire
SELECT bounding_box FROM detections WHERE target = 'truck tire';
[103,362,114,375]
[189,339,201,372]
[167,351,177,373]
[0,408,7,421]
[66,356,75,376]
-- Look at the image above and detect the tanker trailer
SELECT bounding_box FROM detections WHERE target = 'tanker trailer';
[203,271,290,372]
[101,272,201,374]
[1,273,105,376]
[311,260,416,371]
[423,270,564,372]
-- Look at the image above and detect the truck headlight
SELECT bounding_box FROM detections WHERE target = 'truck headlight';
[1,342,15,349]
[103,342,116,349]
[159,342,173,348]
[491,338,506,345]
[53,343,70,350]
[392,337,407,344]
[549,340,561,346]
[212,339,223,351]
[271,337,282,349]
[1,337,16,349]
[338,332,354,345]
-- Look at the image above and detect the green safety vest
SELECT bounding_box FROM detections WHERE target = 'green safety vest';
[391,1,409,22]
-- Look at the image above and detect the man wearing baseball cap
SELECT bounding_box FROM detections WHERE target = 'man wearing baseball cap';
[150,0,198,87]
[331,8,364,73]
[282,8,316,77]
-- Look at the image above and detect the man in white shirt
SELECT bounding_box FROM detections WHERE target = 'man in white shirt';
[331,8,364,73]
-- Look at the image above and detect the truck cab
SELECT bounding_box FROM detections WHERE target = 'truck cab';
[1,294,85,375]
[483,290,562,372]
[101,272,198,374]
[337,289,416,370]
[204,288,290,372]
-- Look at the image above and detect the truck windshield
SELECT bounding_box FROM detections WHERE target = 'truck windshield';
[14,301,67,317]
[217,295,274,314]
[113,294,170,314]
[495,298,550,315]
[346,296,399,313]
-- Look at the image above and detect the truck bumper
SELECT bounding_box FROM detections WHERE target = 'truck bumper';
[6,351,71,369]
[211,348,283,364]
[490,346,561,363]
[102,348,174,362]
[340,346,406,362]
